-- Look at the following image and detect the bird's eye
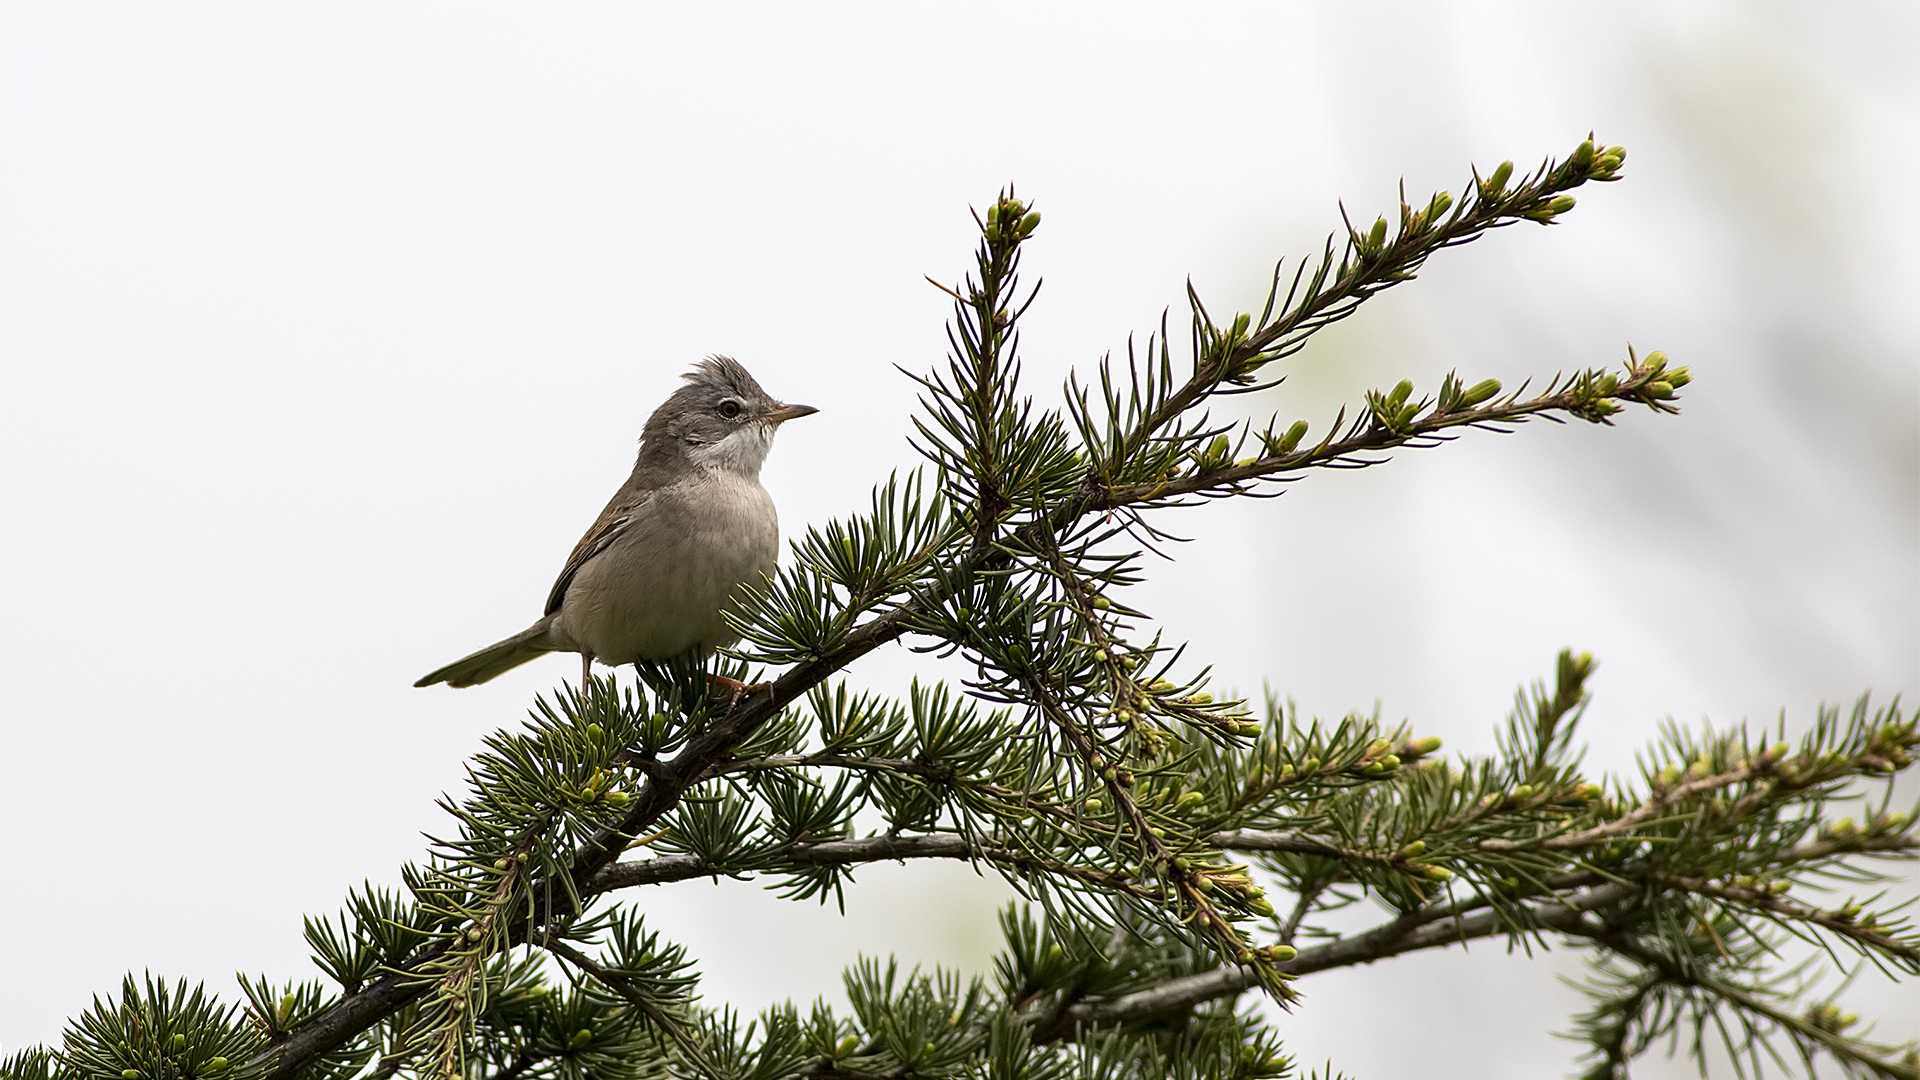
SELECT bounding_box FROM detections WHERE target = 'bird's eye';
[717,399,744,420]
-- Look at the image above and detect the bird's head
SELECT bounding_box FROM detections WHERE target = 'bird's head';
[642,355,817,476]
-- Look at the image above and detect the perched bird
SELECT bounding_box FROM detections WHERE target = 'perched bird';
[416,357,816,689]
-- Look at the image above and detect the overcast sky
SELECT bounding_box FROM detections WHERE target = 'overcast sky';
[1,4,1914,1075]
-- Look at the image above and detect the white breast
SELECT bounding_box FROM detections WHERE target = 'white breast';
[554,472,778,666]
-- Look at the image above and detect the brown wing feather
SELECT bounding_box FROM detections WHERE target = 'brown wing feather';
[544,485,653,615]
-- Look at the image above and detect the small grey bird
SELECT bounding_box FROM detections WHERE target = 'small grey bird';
[416,357,815,689]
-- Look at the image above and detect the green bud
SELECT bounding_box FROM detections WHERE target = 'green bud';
[1665,366,1691,387]
[1604,145,1626,165]
[1176,791,1206,812]
[1237,948,1256,963]
[1266,944,1297,962]
[1278,419,1308,453]
[1367,216,1389,249]
[494,857,510,870]
[124,1072,141,1080]
[1546,195,1576,215]
[605,790,630,807]
[1426,865,1454,880]
[1172,855,1190,870]
[1018,211,1041,236]
[1427,191,1453,219]
[834,1035,859,1058]
[1643,350,1668,373]
[1513,784,1534,800]
[207,1060,229,1074]
[1386,380,1413,409]
[1595,373,1619,395]
[1092,595,1111,609]
[1303,758,1321,773]
[1197,876,1217,892]
[1378,754,1400,770]
[1204,434,1230,464]
[1247,896,1276,917]
[1084,798,1104,814]
[1401,840,1426,857]
[1408,735,1443,755]
[1830,817,1856,835]
[1645,381,1674,399]
[1487,160,1514,192]
[1571,139,1595,169]
[1092,649,1108,662]
[172,1035,188,1052]
[1461,379,1501,407]
[585,723,604,740]
[570,1028,594,1048]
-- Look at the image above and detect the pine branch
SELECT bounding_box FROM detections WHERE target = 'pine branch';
[1650,873,1920,969]
[1475,742,1792,854]
[533,936,712,1074]
[1555,916,1920,1080]
[1092,352,1684,514]
[164,139,1876,1080]
[1058,880,1643,1029]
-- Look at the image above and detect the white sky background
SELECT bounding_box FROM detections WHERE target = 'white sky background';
[1,3,1915,1075]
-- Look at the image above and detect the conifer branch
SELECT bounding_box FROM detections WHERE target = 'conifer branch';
[1647,874,1920,969]
[35,139,1918,1080]
[1556,916,1920,1080]
[1092,352,1686,513]
[1059,880,1644,1028]
[533,936,712,1074]
[1474,742,1791,854]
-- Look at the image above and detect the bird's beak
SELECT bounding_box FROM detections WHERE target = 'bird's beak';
[765,403,819,424]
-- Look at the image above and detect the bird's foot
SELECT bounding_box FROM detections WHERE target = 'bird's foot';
[707,674,770,708]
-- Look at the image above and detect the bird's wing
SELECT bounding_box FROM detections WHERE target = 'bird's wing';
[544,486,653,616]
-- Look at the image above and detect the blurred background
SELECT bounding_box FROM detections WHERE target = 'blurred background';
[1,3,1913,1075]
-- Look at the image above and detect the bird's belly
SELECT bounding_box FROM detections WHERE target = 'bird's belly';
[557,478,777,666]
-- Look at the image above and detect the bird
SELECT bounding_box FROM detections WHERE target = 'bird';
[415,356,816,690]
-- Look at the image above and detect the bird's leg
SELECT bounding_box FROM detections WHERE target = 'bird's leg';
[707,674,770,708]
[582,651,594,692]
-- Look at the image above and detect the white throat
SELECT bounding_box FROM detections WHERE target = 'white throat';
[689,422,777,477]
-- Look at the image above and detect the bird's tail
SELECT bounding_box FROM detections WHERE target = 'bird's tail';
[415,617,558,688]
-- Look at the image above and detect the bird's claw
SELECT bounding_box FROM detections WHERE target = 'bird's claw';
[707,674,769,708]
